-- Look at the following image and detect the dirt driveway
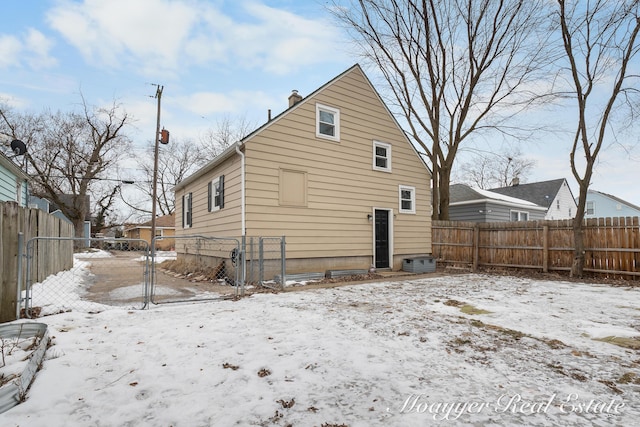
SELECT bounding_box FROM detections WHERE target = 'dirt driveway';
[83,251,238,305]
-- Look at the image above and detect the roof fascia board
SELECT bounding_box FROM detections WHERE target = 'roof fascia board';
[173,142,240,191]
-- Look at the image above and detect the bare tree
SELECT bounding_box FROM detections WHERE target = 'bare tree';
[0,100,132,238]
[198,114,256,161]
[457,147,535,189]
[331,0,555,219]
[125,114,257,217]
[92,182,125,234]
[556,0,640,277]
[124,138,205,216]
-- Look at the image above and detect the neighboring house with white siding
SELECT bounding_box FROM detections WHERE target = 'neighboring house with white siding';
[583,190,640,219]
[174,64,432,273]
[489,178,577,220]
[0,151,29,207]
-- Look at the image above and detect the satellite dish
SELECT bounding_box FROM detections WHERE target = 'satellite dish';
[10,139,27,156]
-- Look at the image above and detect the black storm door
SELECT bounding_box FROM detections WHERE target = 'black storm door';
[374,209,390,269]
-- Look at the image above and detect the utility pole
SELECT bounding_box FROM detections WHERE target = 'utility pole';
[151,84,163,256]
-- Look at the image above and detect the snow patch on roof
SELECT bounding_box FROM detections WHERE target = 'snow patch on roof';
[473,187,539,206]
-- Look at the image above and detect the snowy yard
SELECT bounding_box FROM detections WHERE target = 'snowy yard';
[1,268,639,426]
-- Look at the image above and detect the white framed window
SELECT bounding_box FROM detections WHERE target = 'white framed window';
[182,192,192,228]
[373,141,392,172]
[586,201,595,215]
[208,175,225,212]
[510,210,528,221]
[399,185,416,214]
[316,103,340,141]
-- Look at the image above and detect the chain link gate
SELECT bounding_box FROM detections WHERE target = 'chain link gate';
[23,237,150,318]
[20,235,285,316]
[150,235,242,304]
[244,236,286,290]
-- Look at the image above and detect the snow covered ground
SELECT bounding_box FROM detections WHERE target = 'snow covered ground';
[1,260,639,426]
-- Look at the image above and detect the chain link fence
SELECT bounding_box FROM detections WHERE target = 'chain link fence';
[245,236,286,290]
[20,235,286,317]
[23,237,149,318]
[150,235,241,304]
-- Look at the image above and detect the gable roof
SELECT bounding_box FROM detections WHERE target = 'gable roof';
[450,183,545,210]
[489,178,570,208]
[588,189,640,212]
[125,213,175,231]
[0,150,29,180]
[175,64,430,191]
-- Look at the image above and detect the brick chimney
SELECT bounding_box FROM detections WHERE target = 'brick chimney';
[288,90,302,107]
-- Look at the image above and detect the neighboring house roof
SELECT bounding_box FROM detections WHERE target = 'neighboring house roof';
[50,194,92,221]
[0,150,29,180]
[174,64,431,191]
[451,183,540,206]
[124,213,175,231]
[489,178,571,208]
[587,190,640,212]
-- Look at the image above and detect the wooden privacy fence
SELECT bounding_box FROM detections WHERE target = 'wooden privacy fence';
[432,217,640,279]
[1,201,74,322]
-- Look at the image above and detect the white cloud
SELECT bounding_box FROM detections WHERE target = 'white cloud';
[0,30,56,70]
[0,35,22,68]
[24,29,58,69]
[0,92,30,109]
[45,0,344,76]
[47,0,198,71]
[175,90,273,117]
[226,2,344,74]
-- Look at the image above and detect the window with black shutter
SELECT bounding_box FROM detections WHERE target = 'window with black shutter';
[183,192,192,227]
[209,175,225,212]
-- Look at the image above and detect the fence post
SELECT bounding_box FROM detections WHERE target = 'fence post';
[542,225,549,273]
[259,237,264,284]
[247,236,253,286]
[1,202,19,323]
[16,232,24,320]
[472,225,479,271]
[240,235,246,296]
[280,235,286,289]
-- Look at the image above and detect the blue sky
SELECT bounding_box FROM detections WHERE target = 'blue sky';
[1,0,639,207]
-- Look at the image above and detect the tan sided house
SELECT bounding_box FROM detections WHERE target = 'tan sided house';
[174,65,432,275]
[123,213,175,250]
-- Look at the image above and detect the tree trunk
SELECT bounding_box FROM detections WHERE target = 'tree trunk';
[431,154,440,220]
[435,163,452,220]
[571,221,585,278]
[571,182,589,278]
[74,219,85,239]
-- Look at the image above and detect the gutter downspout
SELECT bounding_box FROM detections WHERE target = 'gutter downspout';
[235,142,246,292]
[235,143,246,236]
